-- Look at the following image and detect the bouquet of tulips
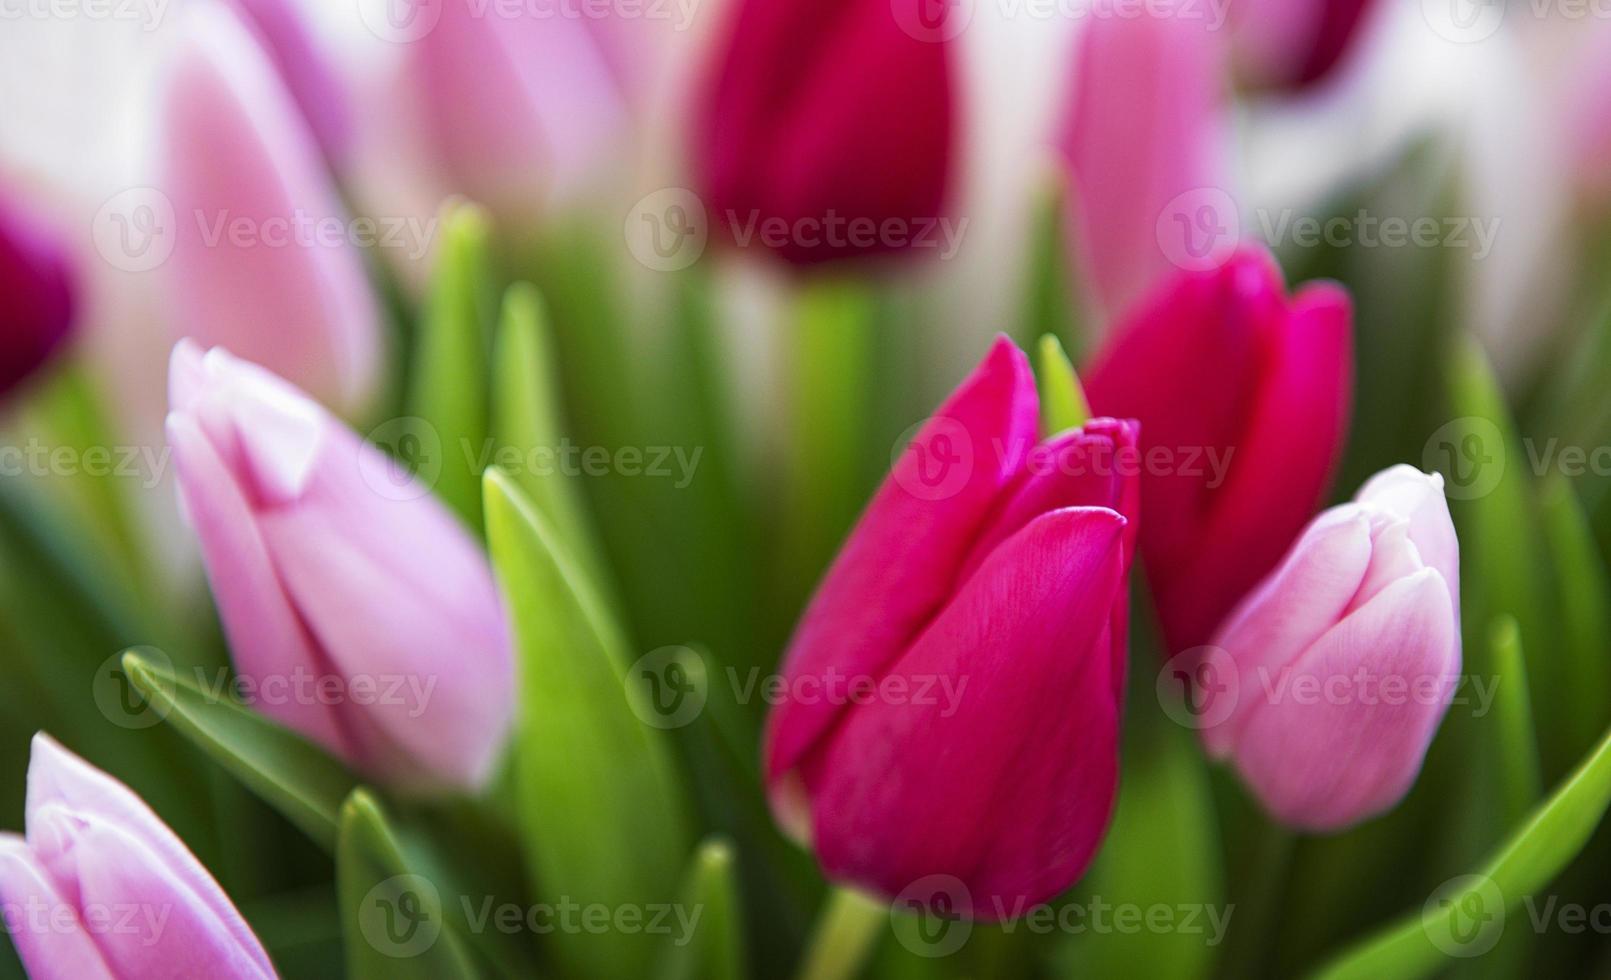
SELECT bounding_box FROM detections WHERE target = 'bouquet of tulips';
[4,0,1611,977]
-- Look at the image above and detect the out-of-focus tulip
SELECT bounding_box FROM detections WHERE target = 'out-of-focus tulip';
[226,0,351,164]
[1199,466,1460,831]
[1233,0,1381,92]
[0,194,75,399]
[766,337,1137,916]
[1570,27,1611,201]
[166,341,513,790]
[160,3,381,416]
[698,0,953,265]
[0,734,275,979]
[1084,246,1352,654]
[406,0,627,230]
[1056,5,1226,319]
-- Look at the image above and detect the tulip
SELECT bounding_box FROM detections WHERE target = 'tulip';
[226,0,351,164]
[160,2,381,416]
[165,341,513,790]
[0,194,75,399]
[0,733,275,979]
[1232,0,1381,92]
[698,0,953,265]
[1056,5,1227,319]
[766,337,1138,916]
[1083,247,1351,655]
[1199,466,1460,831]
[406,0,627,230]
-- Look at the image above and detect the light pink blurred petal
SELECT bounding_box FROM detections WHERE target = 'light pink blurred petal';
[0,834,115,980]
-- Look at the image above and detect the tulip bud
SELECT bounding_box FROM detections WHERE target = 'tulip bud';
[160,2,381,416]
[1084,246,1352,654]
[0,194,75,399]
[1199,466,1460,831]
[226,0,352,164]
[0,734,276,978]
[1232,0,1380,92]
[698,0,953,265]
[407,0,627,229]
[165,341,513,790]
[767,337,1137,916]
[1056,5,1227,319]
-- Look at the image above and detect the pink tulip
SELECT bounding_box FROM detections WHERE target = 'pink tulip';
[766,337,1137,917]
[1056,5,1227,319]
[0,734,275,979]
[698,0,953,265]
[406,0,627,229]
[166,341,513,790]
[1233,0,1381,91]
[160,2,381,416]
[226,0,352,163]
[1199,466,1460,831]
[0,193,75,399]
[1084,246,1352,654]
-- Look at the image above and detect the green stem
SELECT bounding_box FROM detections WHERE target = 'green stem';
[1221,817,1295,980]
[795,886,886,980]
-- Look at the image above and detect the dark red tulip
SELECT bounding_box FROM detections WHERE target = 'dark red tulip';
[0,196,75,398]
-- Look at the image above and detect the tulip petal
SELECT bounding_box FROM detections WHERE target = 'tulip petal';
[766,337,1038,784]
[803,507,1129,916]
[1356,465,1459,633]
[1229,569,1458,831]
[0,834,115,980]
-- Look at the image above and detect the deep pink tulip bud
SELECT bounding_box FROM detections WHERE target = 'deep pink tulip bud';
[226,0,351,164]
[0,734,276,979]
[1199,466,1460,831]
[1233,0,1380,91]
[0,195,75,399]
[166,341,513,790]
[160,2,381,416]
[1084,247,1352,654]
[698,0,953,265]
[766,338,1138,917]
[1057,5,1227,319]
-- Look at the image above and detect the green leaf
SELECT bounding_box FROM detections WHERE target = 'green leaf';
[336,789,482,980]
[489,282,606,591]
[1538,477,1611,766]
[1018,168,1083,357]
[1035,334,1091,436]
[1313,716,1611,979]
[121,649,360,849]
[656,838,745,980]
[482,468,689,978]
[409,201,496,528]
[1488,616,1541,825]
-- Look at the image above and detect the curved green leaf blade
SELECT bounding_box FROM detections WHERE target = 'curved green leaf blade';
[656,838,745,980]
[1539,477,1611,765]
[1035,333,1091,436]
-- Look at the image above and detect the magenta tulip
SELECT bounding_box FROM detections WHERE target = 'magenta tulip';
[0,194,75,399]
[1199,466,1460,830]
[1233,0,1381,91]
[1084,246,1352,654]
[0,734,275,979]
[766,338,1137,916]
[1056,4,1227,320]
[698,0,953,265]
[160,2,381,416]
[166,341,513,790]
